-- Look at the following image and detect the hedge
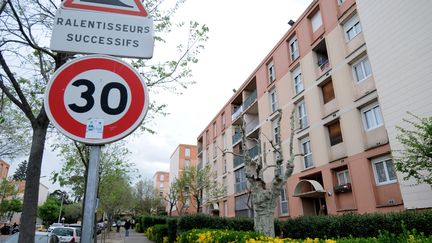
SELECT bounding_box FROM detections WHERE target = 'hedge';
[145,224,168,243]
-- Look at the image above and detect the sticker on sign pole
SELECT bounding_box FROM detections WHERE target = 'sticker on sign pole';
[44,55,149,145]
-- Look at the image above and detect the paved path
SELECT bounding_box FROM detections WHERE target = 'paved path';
[103,228,153,243]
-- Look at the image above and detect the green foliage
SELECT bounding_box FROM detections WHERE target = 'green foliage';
[280,211,432,239]
[63,202,82,223]
[141,215,167,231]
[11,160,27,181]
[145,224,168,243]
[177,229,263,243]
[395,112,432,185]
[166,217,178,243]
[177,214,254,234]
[38,196,62,225]
[133,179,164,216]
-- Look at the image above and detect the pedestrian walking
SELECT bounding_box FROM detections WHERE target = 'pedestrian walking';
[124,220,131,237]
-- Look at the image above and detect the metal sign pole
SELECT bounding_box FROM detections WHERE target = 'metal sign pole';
[82,146,101,243]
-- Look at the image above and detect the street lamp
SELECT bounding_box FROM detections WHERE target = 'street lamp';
[58,192,64,223]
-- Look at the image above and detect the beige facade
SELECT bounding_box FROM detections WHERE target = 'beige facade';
[169,144,197,215]
[153,171,170,198]
[197,0,411,219]
[356,0,432,209]
[0,160,10,179]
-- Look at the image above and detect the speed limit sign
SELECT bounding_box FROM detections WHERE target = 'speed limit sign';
[44,55,149,144]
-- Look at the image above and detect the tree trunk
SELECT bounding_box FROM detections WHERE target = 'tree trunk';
[253,190,276,237]
[254,203,276,237]
[18,123,48,243]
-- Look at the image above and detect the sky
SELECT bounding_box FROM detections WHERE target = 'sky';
[8,0,313,191]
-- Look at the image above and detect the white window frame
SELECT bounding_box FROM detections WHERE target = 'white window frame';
[272,119,280,144]
[223,156,227,174]
[269,88,278,113]
[311,10,323,32]
[352,56,372,82]
[297,101,308,129]
[222,133,227,150]
[185,148,191,157]
[292,66,304,95]
[344,14,362,41]
[224,200,228,216]
[289,37,299,61]
[362,103,384,131]
[301,138,313,169]
[336,169,351,185]
[280,187,289,215]
[372,155,398,185]
[184,159,190,169]
[160,174,165,181]
[268,62,276,83]
[337,0,345,5]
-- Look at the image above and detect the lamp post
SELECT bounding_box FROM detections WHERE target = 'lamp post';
[57,192,64,223]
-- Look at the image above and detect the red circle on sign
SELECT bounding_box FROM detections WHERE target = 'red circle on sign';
[44,55,148,144]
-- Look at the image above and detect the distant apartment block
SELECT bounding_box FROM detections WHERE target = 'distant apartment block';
[169,144,197,215]
[195,0,432,219]
[153,171,169,197]
[0,160,10,179]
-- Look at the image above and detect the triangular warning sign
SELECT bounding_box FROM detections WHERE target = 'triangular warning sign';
[62,0,148,17]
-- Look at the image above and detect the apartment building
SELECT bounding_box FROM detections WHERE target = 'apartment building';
[0,160,10,179]
[153,171,170,197]
[169,144,197,215]
[355,0,432,209]
[196,0,421,219]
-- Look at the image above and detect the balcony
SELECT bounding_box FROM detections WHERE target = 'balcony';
[235,181,247,193]
[245,117,259,134]
[233,155,244,168]
[334,183,352,193]
[318,58,330,73]
[247,145,259,159]
[232,133,242,145]
[231,105,243,121]
[243,90,257,111]
[197,161,203,170]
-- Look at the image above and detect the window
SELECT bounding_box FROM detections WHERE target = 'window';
[327,121,343,146]
[289,37,299,61]
[272,119,280,144]
[280,187,289,215]
[297,101,308,129]
[292,66,304,95]
[269,88,278,113]
[160,174,165,181]
[213,143,217,158]
[205,130,209,144]
[321,80,335,104]
[372,156,397,185]
[344,14,362,41]
[336,169,350,185]
[311,10,323,32]
[222,133,227,150]
[223,155,227,174]
[221,113,226,129]
[268,62,276,83]
[362,104,383,130]
[353,56,372,82]
[301,138,313,169]
[337,0,345,5]
[235,167,247,193]
[185,148,191,157]
[224,201,228,216]
[223,176,227,196]
[213,122,217,138]
[184,160,190,169]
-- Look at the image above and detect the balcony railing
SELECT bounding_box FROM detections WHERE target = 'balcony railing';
[334,183,352,193]
[319,59,330,72]
[243,90,257,111]
[233,155,244,168]
[231,105,243,121]
[232,133,241,145]
[248,145,259,159]
[235,181,247,193]
[245,117,259,134]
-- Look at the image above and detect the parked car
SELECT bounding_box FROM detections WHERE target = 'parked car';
[51,227,80,243]
[47,223,63,233]
[36,224,47,232]
[4,231,59,243]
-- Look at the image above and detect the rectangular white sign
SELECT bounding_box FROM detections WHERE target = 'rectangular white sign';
[50,8,154,59]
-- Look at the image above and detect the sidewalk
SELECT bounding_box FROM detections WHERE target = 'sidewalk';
[102,228,153,243]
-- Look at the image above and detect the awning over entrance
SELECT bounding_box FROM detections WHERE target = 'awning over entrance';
[293,179,326,198]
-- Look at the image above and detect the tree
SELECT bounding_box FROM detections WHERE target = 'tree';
[4,198,22,222]
[63,203,82,224]
[177,165,224,214]
[133,179,163,216]
[394,112,432,186]
[38,196,62,226]
[163,181,179,216]
[0,178,17,219]
[0,0,208,241]
[12,160,27,181]
[225,110,295,237]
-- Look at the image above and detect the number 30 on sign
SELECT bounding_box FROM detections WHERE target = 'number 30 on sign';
[44,55,149,144]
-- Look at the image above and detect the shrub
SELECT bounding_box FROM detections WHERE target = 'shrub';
[145,224,168,243]
[177,214,254,234]
[166,217,178,243]
[177,229,264,243]
[141,215,167,231]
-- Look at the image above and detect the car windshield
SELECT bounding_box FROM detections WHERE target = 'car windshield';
[52,228,73,236]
